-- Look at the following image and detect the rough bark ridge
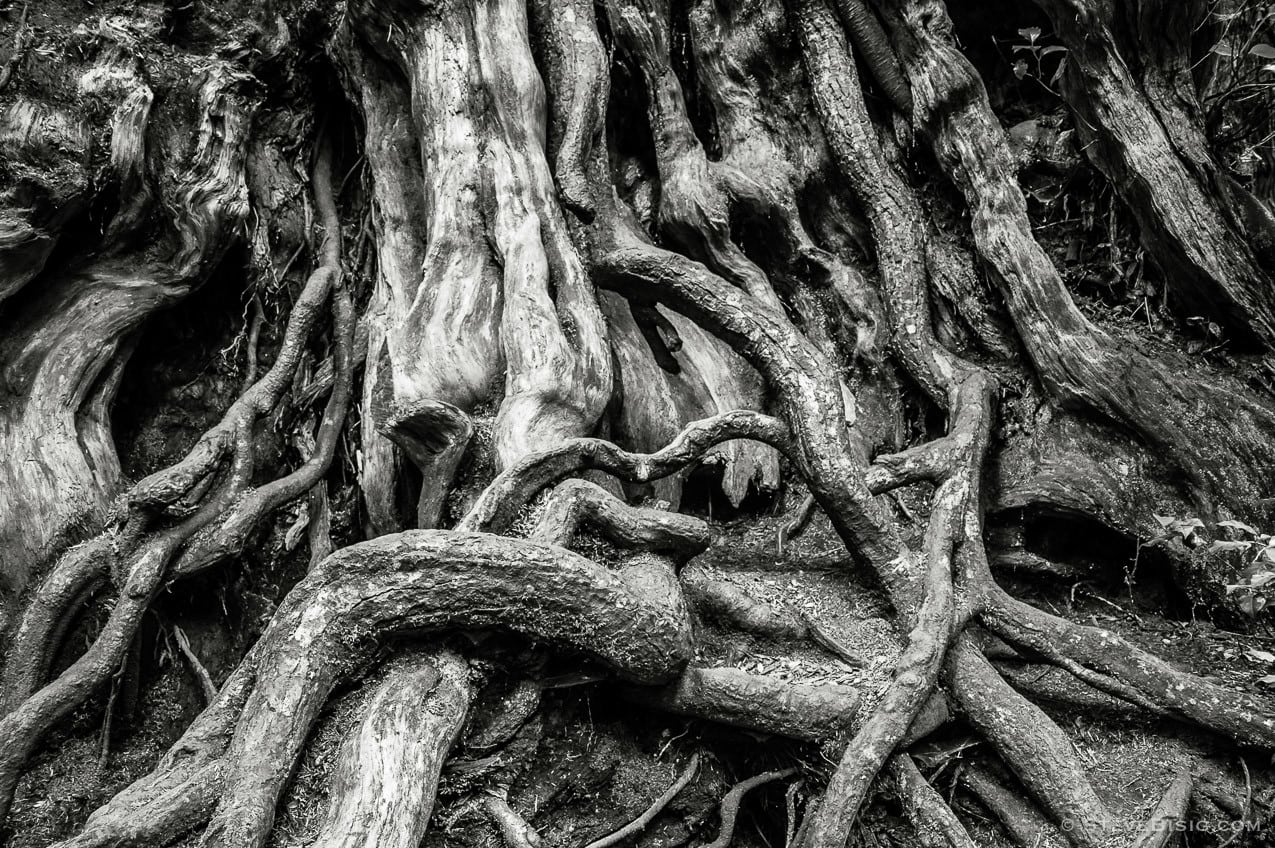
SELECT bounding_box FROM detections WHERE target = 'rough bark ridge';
[1,0,1273,847]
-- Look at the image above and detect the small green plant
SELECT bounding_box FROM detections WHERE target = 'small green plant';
[1154,515,1275,614]
[1010,27,1068,92]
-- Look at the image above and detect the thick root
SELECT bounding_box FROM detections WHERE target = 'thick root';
[309,651,474,848]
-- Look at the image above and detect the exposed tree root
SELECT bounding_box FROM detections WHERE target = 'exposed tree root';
[0,61,254,617]
[528,478,710,557]
[0,133,352,825]
[879,0,1275,518]
[983,589,1275,746]
[946,640,1114,846]
[10,2,1275,847]
[54,530,693,848]
[344,0,612,527]
[309,650,473,848]
[958,762,1058,848]
[682,569,810,641]
[702,767,799,848]
[461,411,792,535]
[888,756,977,848]
[484,792,543,848]
[1031,0,1275,343]
[1130,766,1194,848]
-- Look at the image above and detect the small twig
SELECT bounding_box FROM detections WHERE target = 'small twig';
[784,780,804,848]
[702,767,799,848]
[583,753,700,848]
[484,792,542,848]
[655,725,690,760]
[1216,757,1252,848]
[801,614,867,668]
[173,625,218,704]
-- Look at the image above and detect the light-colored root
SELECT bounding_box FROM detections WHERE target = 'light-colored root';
[528,0,607,219]
[946,640,1114,847]
[484,793,543,848]
[528,478,710,557]
[194,529,691,848]
[958,762,1060,848]
[310,651,474,848]
[346,0,612,524]
[379,398,474,529]
[888,756,977,848]
[330,24,430,535]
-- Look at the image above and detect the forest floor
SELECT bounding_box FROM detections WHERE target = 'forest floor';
[6,519,1274,848]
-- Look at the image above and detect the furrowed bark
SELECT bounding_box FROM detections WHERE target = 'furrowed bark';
[348,0,611,530]
[878,0,1275,518]
[1031,0,1275,343]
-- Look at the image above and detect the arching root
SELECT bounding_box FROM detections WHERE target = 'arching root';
[701,767,800,848]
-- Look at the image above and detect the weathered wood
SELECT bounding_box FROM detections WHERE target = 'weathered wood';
[310,651,474,848]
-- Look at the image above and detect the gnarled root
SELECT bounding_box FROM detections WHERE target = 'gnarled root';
[0,134,352,824]
[54,527,693,848]
[528,477,710,557]
[460,411,792,535]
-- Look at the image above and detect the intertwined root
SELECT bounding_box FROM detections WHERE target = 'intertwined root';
[4,0,1275,846]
